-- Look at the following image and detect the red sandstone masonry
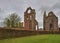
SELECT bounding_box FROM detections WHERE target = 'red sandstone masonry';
[0,28,60,39]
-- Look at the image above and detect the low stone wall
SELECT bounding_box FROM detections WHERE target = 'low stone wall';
[0,29,38,39]
[0,28,60,39]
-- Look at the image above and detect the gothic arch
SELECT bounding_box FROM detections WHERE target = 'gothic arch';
[25,7,32,13]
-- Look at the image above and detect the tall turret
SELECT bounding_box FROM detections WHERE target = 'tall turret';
[43,10,46,30]
[44,10,46,18]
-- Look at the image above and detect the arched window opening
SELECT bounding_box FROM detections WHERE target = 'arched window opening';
[27,9,31,13]
[50,24,54,31]
[36,25,38,30]
[30,16,32,20]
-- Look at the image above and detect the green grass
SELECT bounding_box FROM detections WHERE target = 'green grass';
[0,34,60,43]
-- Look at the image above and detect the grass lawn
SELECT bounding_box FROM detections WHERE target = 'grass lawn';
[0,34,60,43]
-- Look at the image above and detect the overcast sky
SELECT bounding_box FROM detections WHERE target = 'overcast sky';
[0,0,60,28]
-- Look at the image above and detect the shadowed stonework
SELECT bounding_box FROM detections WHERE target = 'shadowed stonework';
[43,11,59,31]
[0,7,59,39]
[24,7,38,30]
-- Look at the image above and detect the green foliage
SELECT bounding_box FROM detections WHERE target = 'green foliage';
[4,13,21,28]
[0,34,60,43]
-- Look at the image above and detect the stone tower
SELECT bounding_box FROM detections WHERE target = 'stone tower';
[43,11,59,31]
[43,11,46,30]
[24,7,38,30]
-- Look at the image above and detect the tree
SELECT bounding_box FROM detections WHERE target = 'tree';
[4,13,21,28]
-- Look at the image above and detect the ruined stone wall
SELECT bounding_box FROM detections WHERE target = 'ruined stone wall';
[24,7,38,30]
[43,11,59,31]
[0,28,60,39]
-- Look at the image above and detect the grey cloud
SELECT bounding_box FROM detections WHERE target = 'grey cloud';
[49,2,60,11]
[0,0,60,28]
